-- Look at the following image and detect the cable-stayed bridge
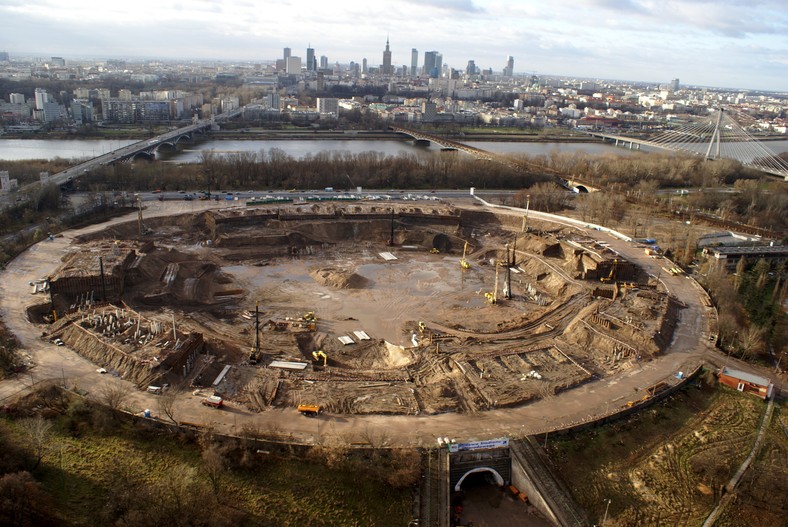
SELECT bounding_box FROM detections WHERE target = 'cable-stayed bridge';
[586,108,788,181]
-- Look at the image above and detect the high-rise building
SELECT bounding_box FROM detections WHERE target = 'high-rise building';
[306,45,315,71]
[283,47,291,60]
[503,56,514,77]
[0,51,9,62]
[411,48,418,76]
[362,58,368,74]
[421,101,437,123]
[382,37,393,75]
[320,55,328,69]
[423,51,440,77]
[466,60,476,75]
[50,56,65,67]
[34,88,49,110]
[435,53,443,77]
[9,93,25,104]
[317,98,339,118]
[670,78,680,91]
[286,56,302,74]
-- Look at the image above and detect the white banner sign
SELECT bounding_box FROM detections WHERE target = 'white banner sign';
[448,437,509,452]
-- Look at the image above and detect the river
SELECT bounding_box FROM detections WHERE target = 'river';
[1,136,787,163]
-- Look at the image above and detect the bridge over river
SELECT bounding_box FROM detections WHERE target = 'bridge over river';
[584,108,788,181]
[391,126,598,192]
[22,108,244,191]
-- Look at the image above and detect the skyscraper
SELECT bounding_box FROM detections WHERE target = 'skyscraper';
[411,48,418,76]
[320,55,328,69]
[34,88,49,110]
[362,58,368,74]
[306,45,315,71]
[286,56,301,74]
[466,60,476,75]
[283,47,291,60]
[503,56,514,77]
[382,37,392,75]
[423,51,440,77]
[670,78,680,91]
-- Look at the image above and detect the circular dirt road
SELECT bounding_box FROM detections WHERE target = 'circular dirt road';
[0,197,719,447]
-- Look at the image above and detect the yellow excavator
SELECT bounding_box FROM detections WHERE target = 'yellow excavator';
[460,241,471,269]
[312,350,327,368]
[600,259,618,283]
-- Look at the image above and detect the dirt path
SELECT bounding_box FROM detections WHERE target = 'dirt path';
[1,198,778,447]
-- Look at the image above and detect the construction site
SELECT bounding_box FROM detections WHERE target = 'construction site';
[32,201,684,417]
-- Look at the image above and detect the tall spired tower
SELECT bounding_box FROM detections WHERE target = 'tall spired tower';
[382,37,393,75]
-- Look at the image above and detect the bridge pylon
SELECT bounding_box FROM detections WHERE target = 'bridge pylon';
[705,108,724,161]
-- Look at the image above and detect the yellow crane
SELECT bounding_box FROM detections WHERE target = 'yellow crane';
[485,259,501,304]
[460,241,471,269]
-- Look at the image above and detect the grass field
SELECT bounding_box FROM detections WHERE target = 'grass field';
[1,389,413,527]
[547,376,787,526]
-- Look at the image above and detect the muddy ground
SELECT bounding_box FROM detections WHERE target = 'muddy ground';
[39,203,679,416]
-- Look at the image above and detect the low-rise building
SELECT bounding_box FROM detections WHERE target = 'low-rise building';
[718,367,774,400]
[702,244,788,271]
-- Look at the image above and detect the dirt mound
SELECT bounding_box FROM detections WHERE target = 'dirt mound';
[310,267,369,289]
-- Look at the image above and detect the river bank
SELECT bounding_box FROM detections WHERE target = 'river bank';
[1,127,594,142]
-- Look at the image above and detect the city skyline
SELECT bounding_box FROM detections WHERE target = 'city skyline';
[1,0,786,91]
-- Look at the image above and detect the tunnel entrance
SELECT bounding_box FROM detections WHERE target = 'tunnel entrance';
[454,467,505,491]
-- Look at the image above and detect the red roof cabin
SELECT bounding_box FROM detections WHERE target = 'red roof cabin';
[718,368,774,400]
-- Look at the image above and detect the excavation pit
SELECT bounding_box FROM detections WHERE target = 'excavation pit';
[34,203,678,416]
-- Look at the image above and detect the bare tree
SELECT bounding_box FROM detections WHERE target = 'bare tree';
[200,440,230,496]
[96,381,130,418]
[157,387,180,426]
[0,471,54,527]
[360,424,391,448]
[19,416,53,470]
[738,326,764,360]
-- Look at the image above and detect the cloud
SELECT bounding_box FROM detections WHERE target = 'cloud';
[0,0,785,90]
[401,0,483,13]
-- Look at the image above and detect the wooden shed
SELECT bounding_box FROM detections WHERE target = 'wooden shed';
[718,367,774,400]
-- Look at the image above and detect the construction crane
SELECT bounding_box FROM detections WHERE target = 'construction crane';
[485,257,501,304]
[249,301,262,364]
[503,238,517,300]
[460,241,471,269]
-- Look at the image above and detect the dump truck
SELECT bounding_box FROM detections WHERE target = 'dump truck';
[297,404,323,417]
[201,395,224,408]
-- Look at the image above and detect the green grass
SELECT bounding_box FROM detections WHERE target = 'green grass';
[547,382,770,524]
[1,405,412,527]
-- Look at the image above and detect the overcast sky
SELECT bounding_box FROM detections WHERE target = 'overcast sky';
[1,0,786,91]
